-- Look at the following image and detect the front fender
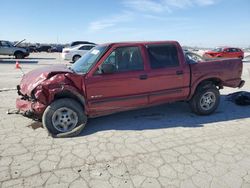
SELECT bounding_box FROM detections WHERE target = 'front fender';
[33,73,86,107]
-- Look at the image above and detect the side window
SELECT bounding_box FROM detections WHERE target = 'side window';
[225,48,230,52]
[87,46,94,50]
[79,46,87,50]
[232,48,239,52]
[1,41,10,47]
[80,46,94,50]
[102,46,144,72]
[147,44,180,69]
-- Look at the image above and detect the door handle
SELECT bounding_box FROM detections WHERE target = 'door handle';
[176,70,183,75]
[139,74,148,80]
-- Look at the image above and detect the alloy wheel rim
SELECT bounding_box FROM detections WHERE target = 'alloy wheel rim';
[52,107,78,132]
[200,91,216,111]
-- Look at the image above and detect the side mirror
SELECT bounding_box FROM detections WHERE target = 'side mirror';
[101,64,115,74]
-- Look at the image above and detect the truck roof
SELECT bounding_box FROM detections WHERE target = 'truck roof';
[101,40,179,47]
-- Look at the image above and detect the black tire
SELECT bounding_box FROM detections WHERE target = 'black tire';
[15,51,24,59]
[189,85,220,115]
[42,98,87,137]
[72,55,81,63]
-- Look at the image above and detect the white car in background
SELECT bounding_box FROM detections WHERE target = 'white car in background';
[62,44,96,62]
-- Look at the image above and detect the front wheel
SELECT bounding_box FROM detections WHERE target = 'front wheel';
[15,52,24,59]
[72,55,81,63]
[189,85,220,115]
[42,98,87,137]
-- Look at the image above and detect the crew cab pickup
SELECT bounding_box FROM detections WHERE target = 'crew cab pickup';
[16,41,245,136]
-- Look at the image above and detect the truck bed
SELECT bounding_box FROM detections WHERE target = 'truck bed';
[188,58,244,99]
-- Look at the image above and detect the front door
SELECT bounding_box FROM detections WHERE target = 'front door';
[85,46,149,115]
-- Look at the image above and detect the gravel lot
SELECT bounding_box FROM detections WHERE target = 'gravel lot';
[0,53,250,188]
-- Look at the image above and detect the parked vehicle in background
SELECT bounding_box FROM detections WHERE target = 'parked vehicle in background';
[16,41,245,137]
[62,44,96,62]
[27,45,38,53]
[0,40,29,59]
[36,45,52,52]
[69,41,96,47]
[203,47,244,59]
[49,45,64,53]
[184,51,204,63]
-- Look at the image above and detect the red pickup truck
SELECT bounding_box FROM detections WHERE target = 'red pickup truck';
[16,41,245,136]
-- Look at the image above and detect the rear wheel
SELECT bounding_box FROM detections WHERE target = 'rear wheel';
[190,85,220,115]
[72,55,81,63]
[42,98,87,137]
[15,51,24,59]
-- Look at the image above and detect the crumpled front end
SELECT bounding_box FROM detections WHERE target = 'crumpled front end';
[16,85,46,119]
[16,69,85,120]
[15,65,76,119]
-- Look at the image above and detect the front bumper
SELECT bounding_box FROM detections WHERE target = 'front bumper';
[16,85,46,119]
[16,98,33,117]
[16,98,46,119]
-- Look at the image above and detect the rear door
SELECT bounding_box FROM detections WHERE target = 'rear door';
[145,44,190,104]
[85,45,149,114]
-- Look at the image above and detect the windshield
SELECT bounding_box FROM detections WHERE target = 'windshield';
[212,48,223,52]
[71,45,108,74]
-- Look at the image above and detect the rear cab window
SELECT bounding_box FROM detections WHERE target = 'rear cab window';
[146,44,180,69]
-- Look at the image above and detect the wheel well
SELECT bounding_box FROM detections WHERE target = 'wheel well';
[14,51,24,55]
[54,91,85,110]
[73,54,81,60]
[196,78,222,91]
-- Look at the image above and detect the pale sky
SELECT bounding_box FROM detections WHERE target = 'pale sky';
[1,0,250,47]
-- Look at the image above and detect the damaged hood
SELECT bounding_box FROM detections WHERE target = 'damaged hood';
[19,64,73,96]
